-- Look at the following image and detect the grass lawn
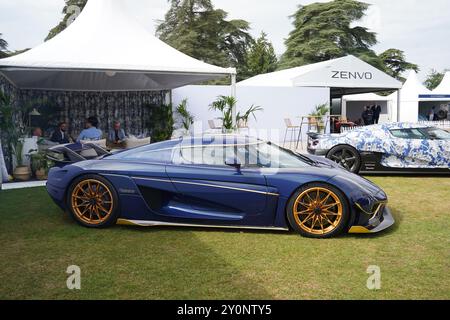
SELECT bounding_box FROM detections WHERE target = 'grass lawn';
[0,177,449,300]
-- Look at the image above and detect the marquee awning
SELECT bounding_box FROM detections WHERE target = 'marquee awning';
[0,0,235,91]
[238,55,402,98]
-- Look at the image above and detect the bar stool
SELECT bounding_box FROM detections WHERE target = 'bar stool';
[283,118,300,149]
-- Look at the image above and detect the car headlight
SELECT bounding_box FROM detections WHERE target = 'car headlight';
[355,196,387,216]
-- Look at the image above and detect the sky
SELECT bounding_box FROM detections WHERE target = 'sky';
[0,0,449,80]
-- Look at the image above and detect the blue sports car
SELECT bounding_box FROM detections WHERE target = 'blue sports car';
[46,135,394,238]
[308,123,450,174]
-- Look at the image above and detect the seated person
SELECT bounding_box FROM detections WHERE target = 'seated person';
[107,120,126,148]
[50,122,71,144]
[32,127,48,145]
[32,127,43,138]
[77,116,103,142]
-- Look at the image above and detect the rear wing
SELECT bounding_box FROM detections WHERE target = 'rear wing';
[307,132,322,140]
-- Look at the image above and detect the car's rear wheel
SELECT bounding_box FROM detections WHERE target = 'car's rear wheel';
[327,145,361,173]
[286,183,349,238]
[67,174,119,228]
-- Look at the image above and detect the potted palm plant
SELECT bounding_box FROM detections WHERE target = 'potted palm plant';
[30,150,50,180]
[210,96,236,133]
[176,99,195,135]
[309,103,330,134]
[0,91,33,181]
[236,105,263,129]
[13,140,31,181]
[210,96,263,132]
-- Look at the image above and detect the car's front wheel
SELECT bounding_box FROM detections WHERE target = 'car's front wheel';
[67,174,119,228]
[327,145,361,173]
[286,183,350,238]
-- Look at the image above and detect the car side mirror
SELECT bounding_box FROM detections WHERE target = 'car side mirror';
[225,156,242,170]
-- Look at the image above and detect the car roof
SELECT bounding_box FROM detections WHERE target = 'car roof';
[108,134,266,159]
[380,122,431,130]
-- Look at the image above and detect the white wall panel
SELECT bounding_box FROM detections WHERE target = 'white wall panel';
[173,85,330,143]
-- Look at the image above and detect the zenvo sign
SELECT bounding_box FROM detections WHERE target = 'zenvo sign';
[331,70,373,80]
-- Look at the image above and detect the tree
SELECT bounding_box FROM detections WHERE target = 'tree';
[424,69,448,90]
[157,0,253,80]
[243,32,278,79]
[0,33,8,58]
[379,49,419,81]
[279,0,378,69]
[7,48,30,57]
[46,0,86,41]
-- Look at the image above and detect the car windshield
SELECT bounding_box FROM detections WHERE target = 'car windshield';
[239,142,313,168]
[390,129,426,139]
[422,127,450,140]
[175,142,312,168]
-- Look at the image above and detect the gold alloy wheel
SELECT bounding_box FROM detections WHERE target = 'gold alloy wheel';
[71,179,114,225]
[293,187,343,235]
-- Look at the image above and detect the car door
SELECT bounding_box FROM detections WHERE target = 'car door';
[419,127,450,168]
[165,144,275,226]
[388,128,431,168]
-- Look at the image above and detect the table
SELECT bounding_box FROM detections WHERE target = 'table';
[295,115,341,149]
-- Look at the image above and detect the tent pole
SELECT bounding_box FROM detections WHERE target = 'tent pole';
[231,73,237,128]
[397,89,401,122]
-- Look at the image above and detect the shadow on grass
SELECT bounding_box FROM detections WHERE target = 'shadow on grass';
[119,224,288,236]
[0,190,274,299]
[92,224,278,299]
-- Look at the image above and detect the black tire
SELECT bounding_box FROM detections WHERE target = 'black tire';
[286,183,350,239]
[327,145,361,173]
[66,174,119,228]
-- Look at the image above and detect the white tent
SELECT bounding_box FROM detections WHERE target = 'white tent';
[0,0,235,91]
[389,71,450,122]
[398,70,431,98]
[432,71,450,95]
[342,92,394,123]
[342,71,450,123]
[238,55,402,97]
[386,71,425,122]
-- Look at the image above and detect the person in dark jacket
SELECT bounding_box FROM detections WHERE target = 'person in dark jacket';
[51,122,71,144]
[362,106,373,126]
[372,105,382,124]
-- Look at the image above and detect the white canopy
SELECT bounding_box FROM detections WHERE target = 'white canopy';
[398,71,431,101]
[387,71,432,122]
[432,71,450,95]
[238,55,402,97]
[0,0,235,91]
